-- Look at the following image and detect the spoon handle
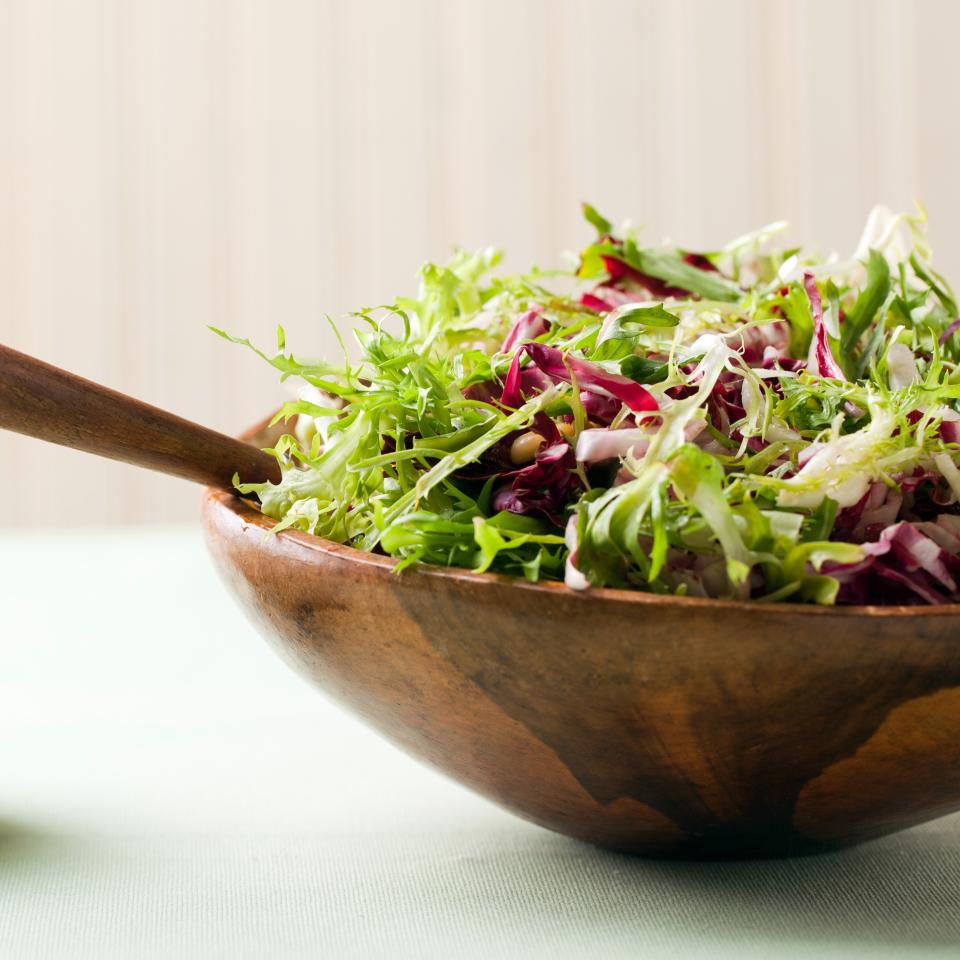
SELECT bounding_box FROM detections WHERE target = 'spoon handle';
[0,342,281,489]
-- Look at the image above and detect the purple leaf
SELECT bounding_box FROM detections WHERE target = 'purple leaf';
[825,518,960,604]
[601,255,690,299]
[500,308,549,354]
[804,272,846,380]
[501,342,659,415]
[492,441,581,523]
[939,318,960,346]
[524,342,659,413]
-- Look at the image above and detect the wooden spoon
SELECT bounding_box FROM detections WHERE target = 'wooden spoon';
[0,342,281,489]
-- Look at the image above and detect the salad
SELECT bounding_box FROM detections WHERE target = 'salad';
[216,203,960,606]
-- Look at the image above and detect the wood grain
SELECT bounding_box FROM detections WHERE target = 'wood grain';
[203,456,960,858]
[0,343,280,489]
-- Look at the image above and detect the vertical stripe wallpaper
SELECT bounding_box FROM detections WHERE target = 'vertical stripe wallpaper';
[1,0,957,526]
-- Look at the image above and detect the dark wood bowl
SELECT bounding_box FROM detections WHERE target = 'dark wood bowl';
[201,425,960,859]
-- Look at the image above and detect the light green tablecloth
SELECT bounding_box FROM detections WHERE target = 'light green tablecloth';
[1,528,958,959]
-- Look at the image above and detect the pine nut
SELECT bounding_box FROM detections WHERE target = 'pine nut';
[510,431,545,464]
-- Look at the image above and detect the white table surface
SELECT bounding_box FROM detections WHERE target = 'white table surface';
[1,527,959,960]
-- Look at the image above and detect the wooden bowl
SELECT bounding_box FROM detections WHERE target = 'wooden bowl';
[201,427,960,859]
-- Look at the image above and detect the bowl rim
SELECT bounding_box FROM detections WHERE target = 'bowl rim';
[220,412,960,619]
[205,477,960,620]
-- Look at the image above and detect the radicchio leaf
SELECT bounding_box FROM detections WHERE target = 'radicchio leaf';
[825,519,960,604]
[579,285,648,314]
[491,441,581,523]
[939,318,960,346]
[601,254,690,300]
[500,307,549,354]
[804,272,846,380]
[524,342,659,413]
[501,342,659,414]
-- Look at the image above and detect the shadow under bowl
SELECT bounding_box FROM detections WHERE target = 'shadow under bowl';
[201,424,960,859]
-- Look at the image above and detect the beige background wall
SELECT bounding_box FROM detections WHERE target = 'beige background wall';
[0,0,956,527]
